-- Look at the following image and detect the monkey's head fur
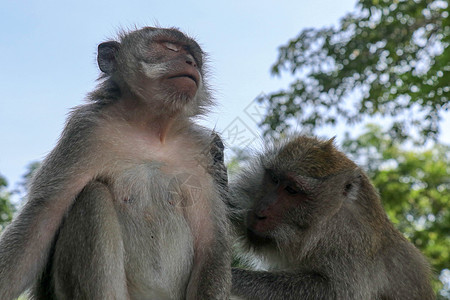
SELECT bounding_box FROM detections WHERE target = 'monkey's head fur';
[89,26,212,118]
[230,135,389,269]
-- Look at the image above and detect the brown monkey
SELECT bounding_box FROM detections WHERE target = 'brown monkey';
[228,135,434,300]
[0,27,230,299]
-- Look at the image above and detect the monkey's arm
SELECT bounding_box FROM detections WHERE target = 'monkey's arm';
[184,133,230,299]
[231,268,334,300]
[187,235,231,300]
[186,149,232,300]
[34,181,129,299]
[0,110,99,299]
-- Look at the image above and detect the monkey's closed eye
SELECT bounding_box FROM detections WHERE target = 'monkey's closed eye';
[164,42,180,52]
[269,172,279,184]
[285,186,299,195]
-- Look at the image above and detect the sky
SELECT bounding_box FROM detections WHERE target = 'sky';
[1,0,449,194]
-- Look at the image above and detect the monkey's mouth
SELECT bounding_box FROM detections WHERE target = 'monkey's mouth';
[168,72,199,87]
[246,227,273,246]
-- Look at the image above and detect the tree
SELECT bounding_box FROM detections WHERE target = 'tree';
[0,174,14,232]
[260,0,449,142]
[342,124,450,298]
[0,162,40,233]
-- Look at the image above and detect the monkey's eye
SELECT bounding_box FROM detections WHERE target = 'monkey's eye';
[163,42,180,52]
[285,186,299,195]
[269,172,279,184]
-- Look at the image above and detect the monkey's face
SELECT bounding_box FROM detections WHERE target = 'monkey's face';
[134,34,203,102]
[97,27,210,115]
[239,136,360,251]
[245,169,317,247]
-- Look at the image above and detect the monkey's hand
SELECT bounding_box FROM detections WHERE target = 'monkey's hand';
[208,132,228,191]
[231,267,331,300]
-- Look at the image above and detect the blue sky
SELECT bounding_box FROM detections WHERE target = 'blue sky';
[1,0,449,192]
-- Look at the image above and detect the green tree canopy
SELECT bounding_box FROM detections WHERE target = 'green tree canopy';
[260,0,449,142]
[0,162,40,233]
[0,174,14,232]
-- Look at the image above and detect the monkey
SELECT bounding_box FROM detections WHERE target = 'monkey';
[228,135,435,300]
[0,27,231,299]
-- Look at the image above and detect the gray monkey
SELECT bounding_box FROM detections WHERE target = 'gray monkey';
[229,135,434,300]
[0,27,231,300]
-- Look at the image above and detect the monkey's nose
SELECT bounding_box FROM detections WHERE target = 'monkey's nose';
[185,55,197,68]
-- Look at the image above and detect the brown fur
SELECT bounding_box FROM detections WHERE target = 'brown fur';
[229,135,434,300]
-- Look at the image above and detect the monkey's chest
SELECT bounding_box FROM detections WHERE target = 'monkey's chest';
[109,162,215,299]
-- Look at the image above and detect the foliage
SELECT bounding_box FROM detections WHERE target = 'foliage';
[260,0,449,142]
[342,124,450,297]
[0,162,40,233]
[0,174,14,232]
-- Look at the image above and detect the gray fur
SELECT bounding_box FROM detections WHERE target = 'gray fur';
[0,27,230,299]
[229,135,434,300]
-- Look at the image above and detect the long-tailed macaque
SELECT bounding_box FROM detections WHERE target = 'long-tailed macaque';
[0,27,230,299]
[229,135,434,300]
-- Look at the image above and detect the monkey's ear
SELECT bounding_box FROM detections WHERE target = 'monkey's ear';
[342,168,363,201]
[319,136,336,152]
[97,41,121,74]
